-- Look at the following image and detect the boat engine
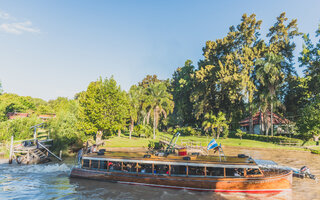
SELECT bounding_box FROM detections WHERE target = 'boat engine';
[298,166,317,180]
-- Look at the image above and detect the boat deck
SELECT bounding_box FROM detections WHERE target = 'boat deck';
[84,151,257,166]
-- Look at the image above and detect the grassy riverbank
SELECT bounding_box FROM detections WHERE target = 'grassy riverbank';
[101,132,314,152]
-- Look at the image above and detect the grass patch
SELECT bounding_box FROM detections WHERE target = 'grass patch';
[101,132,307,151]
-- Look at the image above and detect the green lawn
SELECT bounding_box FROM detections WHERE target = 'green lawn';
[102,132,309,151]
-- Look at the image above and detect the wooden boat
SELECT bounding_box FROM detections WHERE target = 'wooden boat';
[70,151,292,193]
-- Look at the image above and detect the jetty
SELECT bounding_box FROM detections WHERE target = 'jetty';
[8,123,62,164]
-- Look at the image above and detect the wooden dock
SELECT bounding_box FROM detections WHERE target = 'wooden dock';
[8,123,62,164]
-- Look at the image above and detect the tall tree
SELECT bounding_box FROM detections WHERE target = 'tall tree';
[128,85,143,139]
[255,52,284,136]
[171,60,195,126]
[78,77,129,142]
[145,82,174,139]
[193,13,262,128]
[299,25,320,98]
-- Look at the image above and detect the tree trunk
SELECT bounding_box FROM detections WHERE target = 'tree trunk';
[118,129,121,137]
[216,127,220,139]
[249,103,253,134]
[153,108,156,139]
[129,119,134,139]
[271,102,274,137]
[96,130,103,144]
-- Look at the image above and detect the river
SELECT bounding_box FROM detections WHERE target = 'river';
[0,147,319,200]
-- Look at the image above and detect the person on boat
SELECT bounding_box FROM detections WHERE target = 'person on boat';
[234,168,241,176]
[92,144,97,153]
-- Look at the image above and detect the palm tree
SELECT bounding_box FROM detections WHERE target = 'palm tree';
[202,112,228,139]
[128,85,142,139]
[256,52,284,136]
[145,82,174,139]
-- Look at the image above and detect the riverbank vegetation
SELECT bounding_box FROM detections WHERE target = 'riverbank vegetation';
[1,12,320,154]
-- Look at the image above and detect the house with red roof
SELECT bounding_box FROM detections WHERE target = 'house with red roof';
[239,110,291,135]
[7,112,30,119]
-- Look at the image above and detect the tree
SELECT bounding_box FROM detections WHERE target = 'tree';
[145,82,174,139]
[297,98,320,143]
[202,112,228,139]
[299,25,320,98]
[171,60,195,126]
[235,129,246,140]
[192,13,262,128]
[128,85,143,139]
[0,81,2,95]
[78,77,129,142]
[255,52,284,136]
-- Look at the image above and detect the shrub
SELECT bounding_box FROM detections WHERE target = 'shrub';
[242,134,303,144]
[133,124,153,138]
[168,126,201,136]
[235,129,246,140]
[148,141,163,150]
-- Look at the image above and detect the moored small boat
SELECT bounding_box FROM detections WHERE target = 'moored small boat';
[70,151,292,193]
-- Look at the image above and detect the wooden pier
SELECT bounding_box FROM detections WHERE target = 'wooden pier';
[8,123,62,164]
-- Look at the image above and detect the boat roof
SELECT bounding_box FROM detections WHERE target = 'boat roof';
[83,152,259,169]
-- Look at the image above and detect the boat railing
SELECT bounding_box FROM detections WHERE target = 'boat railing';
[261,168,291,177]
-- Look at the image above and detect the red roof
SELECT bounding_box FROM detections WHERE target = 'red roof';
[239,111,290,127]
[7,112,29,119]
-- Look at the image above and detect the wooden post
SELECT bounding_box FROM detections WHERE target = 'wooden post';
[224,168,226,177]
[186,166,189,176]
[98,160,100,170]
[152,163,154,175]
[136,163,139,173]
[81,159,84,167]
[204,166,207,176]
[9,135,14,164]
[121,162,123,171]
[168,165,171,176]
[27,150,30,164]
[89,160,91,168]
[244,168,247,177]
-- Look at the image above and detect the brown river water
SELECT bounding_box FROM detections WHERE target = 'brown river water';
[0,147,319,200]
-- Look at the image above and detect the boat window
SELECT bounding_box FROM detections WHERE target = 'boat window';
[123,162,137,173]
[188,166,205,176]
[99,161,107,170]
[154,165,169,175]
[171,165,186,175]
[226,168,244,177]
[246,168,261,175]
[138,164,152,174]
[82,159,89,168]
[91,160,99,169]
[206,167,224,177]
[109,161,122,171]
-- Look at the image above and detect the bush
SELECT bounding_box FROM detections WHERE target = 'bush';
[235,129,246,140]
[148,141,164,150]
[311,149,320,154]
[167,126,201,136]
[0,115,43,141]
[242,134,303,144]
[133,124,153,138]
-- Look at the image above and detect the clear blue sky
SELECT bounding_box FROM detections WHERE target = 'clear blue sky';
[0,0,319,100]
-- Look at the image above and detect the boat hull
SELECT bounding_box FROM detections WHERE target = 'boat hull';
[70,168,292,193]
